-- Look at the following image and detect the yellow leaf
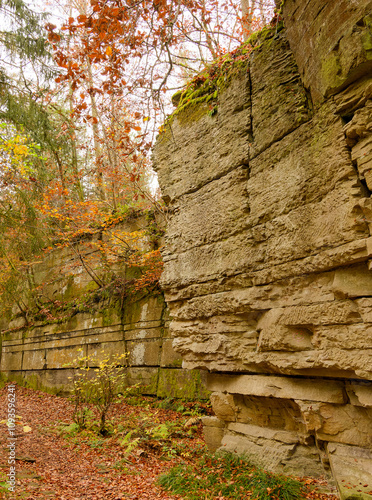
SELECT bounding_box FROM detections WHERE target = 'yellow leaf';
[23,425,32,433]
[106,46,112,56]
[13,144,28,156]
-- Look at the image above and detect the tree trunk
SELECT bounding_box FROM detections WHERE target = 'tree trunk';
[241,0,255,40]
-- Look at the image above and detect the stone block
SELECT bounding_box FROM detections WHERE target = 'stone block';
[163,167,249,254]
[177,333,372,376]
[1,339,24,352]
[282,444,328,479]
[153,72,251,202]
[233,394,305,434]
[124,326,163,341]
[227,422,299,445]
[8,317,26,330]
[248,102,356,202]
[41,368,76,392]
[28,328,124,352]
[49,310,120,335]
[219,431,296,471]
[126,367,158,394]
[87,341,126,365]
[127,339,161,366]
[328,443,372,499]
[1,351,23,371]
[258,301,361,330]
[160,338,183,367]
[161,231,259,289]
[58,273,95,302]
[206,374,346,404]
[22,349,46,371]
[123,296,165,328]
[220,427,326,477]
[210,392,237,421]
[251,238,372,287]
[283,0,372,101]
[346,382,372,407]
[1,329,24,343]
[297,401,372,448]
[169,273,336,318]
[170,312,258,338]
[258,324,314,352]
[202,422,225,452]
[313,323,372,349]
[334,75,372,117]
[2,369,75,395]
[201,416,225,428]
[332,263,372,298]
[81,328,124,345]
[46,345,88,369]
[171,329,259,372]
[73,313,104,330]
[352,137,372,178]
[157,368,209,399]
[250,33,311,158]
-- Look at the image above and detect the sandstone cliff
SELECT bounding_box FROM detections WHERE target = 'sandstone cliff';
[153,0,372,495]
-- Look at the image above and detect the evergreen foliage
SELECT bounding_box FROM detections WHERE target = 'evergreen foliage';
[0,0,49,63]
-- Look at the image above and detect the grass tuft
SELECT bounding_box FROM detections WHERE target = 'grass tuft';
[158,452,306,499]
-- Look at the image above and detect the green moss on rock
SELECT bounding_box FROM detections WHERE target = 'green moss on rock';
[157,369,210,400]
[165,45,251,128]
[2,372,62,395]
[160,23,283,136]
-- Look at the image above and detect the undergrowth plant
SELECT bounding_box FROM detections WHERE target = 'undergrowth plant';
[158,452,306,500]
[115,407,202,459]
[65,350,127,435]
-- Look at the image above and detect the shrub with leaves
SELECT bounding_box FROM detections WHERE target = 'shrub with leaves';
[66,350,127,435]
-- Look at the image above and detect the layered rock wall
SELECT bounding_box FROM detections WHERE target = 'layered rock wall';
[153,0,372,491]
[0,216,208,399]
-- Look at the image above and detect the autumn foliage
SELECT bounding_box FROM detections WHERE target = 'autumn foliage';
[0,0,275,327]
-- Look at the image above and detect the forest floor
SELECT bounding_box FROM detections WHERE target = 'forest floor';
[0,384,339,500]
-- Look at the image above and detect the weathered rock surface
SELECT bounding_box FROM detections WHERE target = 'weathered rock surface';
[153,0,372,486]
[283,0,372,102]
[328,444,372,499]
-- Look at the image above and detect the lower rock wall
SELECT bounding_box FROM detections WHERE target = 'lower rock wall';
[153,0,372,494]
[0,218,208,400]
[1,293,207,399]
[205,374,372,477]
